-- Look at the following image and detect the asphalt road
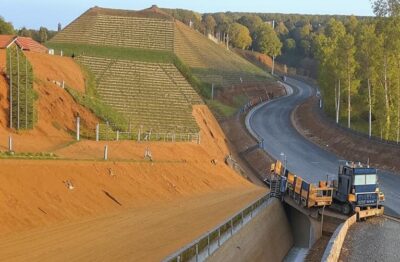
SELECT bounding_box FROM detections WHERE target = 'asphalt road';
[249,77,400,217]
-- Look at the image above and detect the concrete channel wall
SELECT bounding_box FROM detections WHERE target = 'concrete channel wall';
[208,198,294,262]
[321,214,357,262]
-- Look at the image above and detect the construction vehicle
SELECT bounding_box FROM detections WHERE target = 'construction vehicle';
[332,161,385,219]
[268,160,384,219]
[269,161,333,208]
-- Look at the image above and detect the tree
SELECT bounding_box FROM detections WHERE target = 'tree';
[255,24,282,74]
[237,15,263,35]
[0,17,15,34]
[228,23,252,49]
[18,27,31,37]
[39,27,48,43]
[338,33,358,128]
[284,38,296,52]
[203,15,216,35]
[275,21,289,36]
[356,23,382,138]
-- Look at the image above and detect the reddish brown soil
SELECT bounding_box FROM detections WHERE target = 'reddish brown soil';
[0,50,99,152]
[294,97,400,172]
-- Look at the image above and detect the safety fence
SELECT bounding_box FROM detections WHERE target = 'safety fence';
[163,193,271,262]
[77,121,201,143]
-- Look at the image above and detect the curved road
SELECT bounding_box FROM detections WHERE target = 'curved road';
[249,77,400,217]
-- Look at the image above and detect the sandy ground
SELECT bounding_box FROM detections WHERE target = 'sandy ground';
[0,187,265,262]
[0,50,98,153]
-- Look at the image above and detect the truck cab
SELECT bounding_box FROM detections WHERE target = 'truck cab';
[334,161,384,217]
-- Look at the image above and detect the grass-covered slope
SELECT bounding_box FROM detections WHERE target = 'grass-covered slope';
[174,20,273,88]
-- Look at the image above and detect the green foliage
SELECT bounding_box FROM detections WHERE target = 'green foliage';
[237,15,263,35]
[228,23,252,50]
[203,14,217,34]
[206,99,237,117]
[6,45,36,130]
[284,38,297,52]
[46,42,176,63]
[0,16,15,34]
[254,24,282,57]
[39,27,48,43]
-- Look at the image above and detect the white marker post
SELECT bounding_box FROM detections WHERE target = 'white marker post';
[96,123,99,141]
[8,136,12,152]
[104,145,108,160]
[116,130,120,141]
[76,117,80,141]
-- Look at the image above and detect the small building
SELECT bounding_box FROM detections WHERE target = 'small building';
[0,35,48,53]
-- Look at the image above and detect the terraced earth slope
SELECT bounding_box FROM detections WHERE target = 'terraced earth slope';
[174,20,272,88]
[78,55,202,133]
[51,6,174,51]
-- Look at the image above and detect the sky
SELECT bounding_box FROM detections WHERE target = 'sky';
[1,0,375,30]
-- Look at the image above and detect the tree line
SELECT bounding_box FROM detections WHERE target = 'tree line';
[0,16,58,43]
[315,0,400,142]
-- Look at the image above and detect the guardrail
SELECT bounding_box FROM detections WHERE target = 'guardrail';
[163,193,271,262]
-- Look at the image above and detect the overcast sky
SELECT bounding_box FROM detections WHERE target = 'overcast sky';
[1,0,375,30]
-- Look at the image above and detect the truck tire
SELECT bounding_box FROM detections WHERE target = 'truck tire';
[341,203,352,215]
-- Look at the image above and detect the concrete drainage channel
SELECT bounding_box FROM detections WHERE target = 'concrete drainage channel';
[163,194,272,262]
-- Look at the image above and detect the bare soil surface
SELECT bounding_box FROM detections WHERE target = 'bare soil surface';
[0,50,99,153]
[294,97,400,173]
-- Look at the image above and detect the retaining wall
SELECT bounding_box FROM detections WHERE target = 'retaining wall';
[208,198,294,262]
[321,214,357,262]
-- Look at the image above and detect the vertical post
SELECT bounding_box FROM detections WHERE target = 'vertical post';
[17,48,20,129]
[241,211,244,226]
[230,219,233,236]
[9,48,13,129]
[195,243,199,262]
[116,130,120,141]
[8,136,12,152]
[207,234,210,256]
[104,145,108,160]
[96,123,99,141]
[211,83,214,100]
[25,57,28,129]
[272,56,275,75]
[60,50,63,56]
[197,132,201,144]
[76,116,80,141]
[177,255,181,262]
[218,228,221,247]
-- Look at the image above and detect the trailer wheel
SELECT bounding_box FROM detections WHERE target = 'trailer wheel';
[341,203,352,215]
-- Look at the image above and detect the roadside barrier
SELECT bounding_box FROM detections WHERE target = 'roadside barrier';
[321,214,357,262]
[163,193,271,262]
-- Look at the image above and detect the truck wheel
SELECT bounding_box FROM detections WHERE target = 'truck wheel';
[341,203,352,215]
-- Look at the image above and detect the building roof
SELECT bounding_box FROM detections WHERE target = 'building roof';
[15,37,48,53]
[0,35,16,49]
[0,35,48,53]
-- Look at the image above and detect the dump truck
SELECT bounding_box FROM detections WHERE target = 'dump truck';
[332,161,385,219]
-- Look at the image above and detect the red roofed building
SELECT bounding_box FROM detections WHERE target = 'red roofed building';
[0,35,48,53]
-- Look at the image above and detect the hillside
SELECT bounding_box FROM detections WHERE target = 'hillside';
[0,49,99,152]
[50,6,174,51]
[174,20,272,88]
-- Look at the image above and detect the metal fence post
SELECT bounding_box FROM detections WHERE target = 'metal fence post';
[207,234,210,256]
[195,243,199,262]
[96,123,99,141]
[76,116,80,141]
[104,145,108,160]
[8,136,12,152]
[218,228,221,247]
[116,130,120,141]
